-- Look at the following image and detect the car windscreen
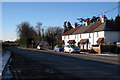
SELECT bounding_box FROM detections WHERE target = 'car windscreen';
[70,45,78,48]
[39,45,44,47]
[58,45,62,47]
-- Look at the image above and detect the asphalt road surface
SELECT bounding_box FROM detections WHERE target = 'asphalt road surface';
[7,46,120,80]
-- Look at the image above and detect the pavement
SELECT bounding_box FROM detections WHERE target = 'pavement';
[5,46,120,79]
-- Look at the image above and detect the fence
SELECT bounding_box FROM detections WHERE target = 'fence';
[92,44,116,54]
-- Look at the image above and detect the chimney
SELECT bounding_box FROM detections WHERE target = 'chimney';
[85,18,90,26]
[74,23,78,28]
[101,15,105,23]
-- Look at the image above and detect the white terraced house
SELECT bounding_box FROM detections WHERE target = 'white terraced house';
[61,15,120,50]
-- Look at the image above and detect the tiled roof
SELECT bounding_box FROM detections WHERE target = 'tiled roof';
[62,20,120,36]
[84,21,102,33]
[93,23,105,32]
[73,23,94,34]
[93,20,120,32]
[61,25,81,36]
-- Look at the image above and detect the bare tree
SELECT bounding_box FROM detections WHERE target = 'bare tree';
[36,22,42,43]
[44,26,63,48]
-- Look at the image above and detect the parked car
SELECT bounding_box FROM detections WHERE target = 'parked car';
[64,45,80,53]
[54,45,64,52]
[37,45,45,50]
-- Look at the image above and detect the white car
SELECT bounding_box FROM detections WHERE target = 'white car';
[64,45,80,53]
[37,45,45,50]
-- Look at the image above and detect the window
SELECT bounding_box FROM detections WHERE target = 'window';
[66,45,70,48]
[80,34,81,38]
[75,35,76,39]
[68,35,70,39]
[97,32,99,37]
[64,36,65,39]
[89,33,91,38]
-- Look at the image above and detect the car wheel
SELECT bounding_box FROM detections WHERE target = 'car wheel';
[64,51,66,53]
[57,50,59,52]
[69,50,71,53]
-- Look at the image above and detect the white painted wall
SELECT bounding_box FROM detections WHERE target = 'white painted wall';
[62,31,120,50]
[93,31,104,45]
[62,35,76,45]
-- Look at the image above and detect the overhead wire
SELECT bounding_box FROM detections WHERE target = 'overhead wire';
[77,5,120,21]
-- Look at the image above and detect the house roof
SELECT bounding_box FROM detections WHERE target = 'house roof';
[61,25,81,36]
[62,20,120,36]
[93,23,105,32]
[73,23,94,34]
[84,21,102,33]
[93,20,120,32]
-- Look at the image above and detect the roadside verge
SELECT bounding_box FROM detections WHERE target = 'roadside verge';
[0,51,11,79]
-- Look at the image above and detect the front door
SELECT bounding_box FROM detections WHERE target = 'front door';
[83,44,84,50]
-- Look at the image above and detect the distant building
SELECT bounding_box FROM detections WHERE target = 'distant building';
[39,41,49,49]
[118,1,120,16]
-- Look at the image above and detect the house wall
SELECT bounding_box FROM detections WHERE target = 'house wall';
[75,34,81,46]
[62,35,69,45]
[62,35,76,45]
[62,31,120,50]
[92,31,104,45]
[104,31,120,44]
[78,31,104,50]
[80,33,90,50]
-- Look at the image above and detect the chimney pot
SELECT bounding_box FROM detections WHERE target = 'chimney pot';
[85,19,90,26]
[86,19,89,22]
[74,23,78,28]
[101,15,105,23]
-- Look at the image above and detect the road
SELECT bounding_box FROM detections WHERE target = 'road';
[7,46,120,79]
